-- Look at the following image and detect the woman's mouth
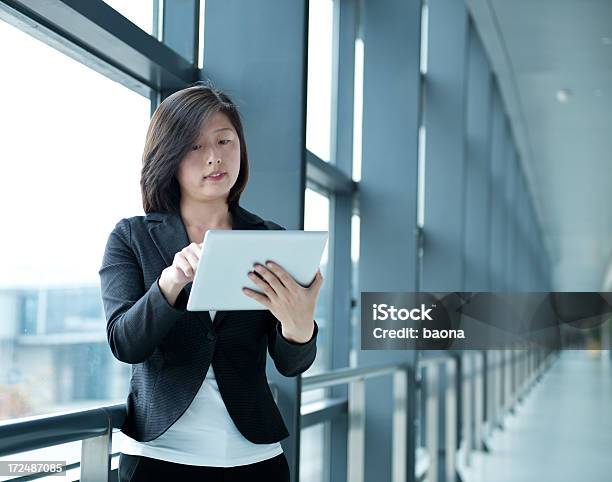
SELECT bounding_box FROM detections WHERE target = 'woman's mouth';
[204,172,226,182]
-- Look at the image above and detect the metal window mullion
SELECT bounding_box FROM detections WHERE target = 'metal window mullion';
[1,0,194,96]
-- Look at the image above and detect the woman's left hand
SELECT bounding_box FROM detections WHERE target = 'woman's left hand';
[243,261,324,343]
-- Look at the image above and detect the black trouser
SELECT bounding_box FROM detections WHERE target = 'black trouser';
[118,453,290,482]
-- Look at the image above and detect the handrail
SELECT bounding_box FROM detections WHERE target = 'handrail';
[0,404,125,458]
[418,354,456,366]
[0,378,281,460]
[302,363,405,390]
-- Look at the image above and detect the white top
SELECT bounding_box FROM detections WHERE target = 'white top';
[121,310,284,466]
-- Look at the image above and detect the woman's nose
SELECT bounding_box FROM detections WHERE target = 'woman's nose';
[207,158,221,165]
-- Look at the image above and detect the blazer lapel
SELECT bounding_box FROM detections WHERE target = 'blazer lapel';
[146,212,189,268]
[146,211,213,329]
[145,204,267,331]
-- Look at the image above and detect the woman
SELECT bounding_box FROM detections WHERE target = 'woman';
[99,83,323,481]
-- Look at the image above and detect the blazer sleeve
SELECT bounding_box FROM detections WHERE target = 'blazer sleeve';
[99,219,186,364]
[267,315,319,377]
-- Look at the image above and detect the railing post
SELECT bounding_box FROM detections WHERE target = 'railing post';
[393,365,416,482]
[425,365,438,482]
[454,354,463,459]
[419,365,428,451]
[505,349,512,414]
[487,351,496,437]
[499,350,505,425]
[519,349,525,400]
[528,348,533,386]
[462,353,473,467]
[495,350,502,429]
[437,363,447,482]
[510,349,517,412]
[481,350,488,449]
[445,360,457,482]
[347,379,366,482]
[474,352,484,451]
[80,420,112,482]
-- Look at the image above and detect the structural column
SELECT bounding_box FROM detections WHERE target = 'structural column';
[463,23,492,291]
[421,0,469,292]
[358,0,421,480]
[516,168,529,289]
[504,142,518,290]
[202,2,309,479]
[329,0,359,481]
[488,88,507,291]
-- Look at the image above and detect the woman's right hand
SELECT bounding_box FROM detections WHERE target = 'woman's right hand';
[158,242,202,305]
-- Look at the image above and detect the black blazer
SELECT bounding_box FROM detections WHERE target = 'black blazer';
[98,204,318,443]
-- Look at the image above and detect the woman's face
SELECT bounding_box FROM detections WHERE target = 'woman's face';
[176,111,241,205]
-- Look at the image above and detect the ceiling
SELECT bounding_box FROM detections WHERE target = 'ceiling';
[467,0,612,291]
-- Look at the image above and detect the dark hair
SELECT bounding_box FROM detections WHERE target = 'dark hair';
[140,82,249,213]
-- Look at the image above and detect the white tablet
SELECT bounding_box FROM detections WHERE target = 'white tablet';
[186,230,328,311]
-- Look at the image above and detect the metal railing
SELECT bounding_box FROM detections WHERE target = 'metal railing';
[416,347,557,482]
[0,404,125,481]
[0,364,417,482]
[0,384,283,482]
[0,348,556,482]
[302,364,416,482]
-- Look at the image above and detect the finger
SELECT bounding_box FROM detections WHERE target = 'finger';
[248,271,277,299]
[253,264,286,297]
[264,261,300,292]
[182,247,199,270]
[187,242,202,258]
[175,255,194,277]
[315,271,325,289]
[308,270,324,290]
[242,287,271,308]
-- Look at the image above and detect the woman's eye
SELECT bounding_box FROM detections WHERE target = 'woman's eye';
[219,139,231,145]
[192,144,201,150]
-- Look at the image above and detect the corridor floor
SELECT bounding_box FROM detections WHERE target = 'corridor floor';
[465,351,612,482]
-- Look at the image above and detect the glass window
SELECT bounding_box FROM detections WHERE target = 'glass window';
[0,17,149,422]
[198,0,206,69]
[302,188,331,401]
[306,0,335,162]
[417,125,427,228]
[420,0,429,75]
[352,37,364,182]
[349,214,360,367]
[101,0,156,36]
